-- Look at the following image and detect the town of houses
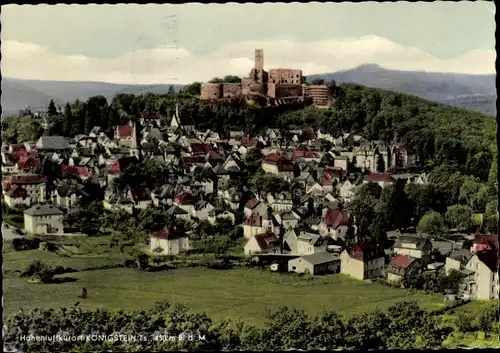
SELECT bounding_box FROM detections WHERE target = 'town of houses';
[2,104,498,302]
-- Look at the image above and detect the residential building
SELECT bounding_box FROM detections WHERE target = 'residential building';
[24,204,64,234]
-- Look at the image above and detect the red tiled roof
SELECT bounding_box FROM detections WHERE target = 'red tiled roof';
[6,175,47,184]
[243,214,262,227]
[325,208,350,228]
[129,188,151,202]
[292,150,318,159]
[62,165,91,177]
[323,167,347,185]
[364,172,395,183]
[349,243,384,262]
[17,157,40,170]
[241,135,251,147]
[265,153,282,162]
[5,184,25,199]
[390,254,415,269]
[108,160,121,174]
[174,192,197,205]
[141,110,156,119]
[190,143,212,155]
[245,198,260,210]
[182,155,206,165]
[117,125,133,138]
[254,233,278,249]
[474,234,499,251]
[208,150,224,160]
[476,249,500,273]
[277,163,294,172]
[151,227,187,240]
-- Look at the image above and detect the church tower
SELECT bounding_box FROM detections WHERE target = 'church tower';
[130,120,142,160]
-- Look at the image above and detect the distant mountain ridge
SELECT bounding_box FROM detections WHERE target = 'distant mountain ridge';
[1,64,496,116]
[306,64,496,116]
[1,78,183,116]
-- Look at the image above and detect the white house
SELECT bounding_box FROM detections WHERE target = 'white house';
[244,232,280,256]
[24,204,64,235]
[149,228,190,256]
[340,243,386,280]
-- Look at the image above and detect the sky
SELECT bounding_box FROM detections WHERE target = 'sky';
[1,2,496,85]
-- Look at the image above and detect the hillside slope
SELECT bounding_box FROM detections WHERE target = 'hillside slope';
[306,64,496,116]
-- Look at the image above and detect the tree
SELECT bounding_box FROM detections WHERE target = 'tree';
[23,260,56,283]
[223,75,242,83]
[209,77,224,84]
[183,82,202,96]
[16,115,43,143]
[168,85,175,94]
[417,211,447,236]
[64,201,104,234]
[344,309,389,349]
[327,80,337,96]
[405,183,436,223]
[261,307,312,350]
[47,99,57,116]
[459,176,488,213]
[482,199,499,233]
[444,204,473,231]
[62,103,75,137]
[309,311,346,349]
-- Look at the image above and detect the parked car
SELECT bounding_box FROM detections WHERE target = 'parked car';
[270,263,279,272]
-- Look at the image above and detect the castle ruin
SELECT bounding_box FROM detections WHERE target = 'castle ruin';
[200,49,332,108]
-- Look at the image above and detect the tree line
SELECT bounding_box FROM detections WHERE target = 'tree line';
[4,300,462,352]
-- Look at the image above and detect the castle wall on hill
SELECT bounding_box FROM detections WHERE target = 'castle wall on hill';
[268,69,303,84]
[267,83,304,99]
[201,83,222,100]
[222,83,243,98]
[307,85,331,107]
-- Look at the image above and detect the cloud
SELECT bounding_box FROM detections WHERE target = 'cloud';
[1,36,496,85]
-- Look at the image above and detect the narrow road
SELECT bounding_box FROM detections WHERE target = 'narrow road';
[2,222,24,240]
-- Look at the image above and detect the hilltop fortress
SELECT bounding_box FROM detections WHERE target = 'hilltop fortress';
[200,49,332,108]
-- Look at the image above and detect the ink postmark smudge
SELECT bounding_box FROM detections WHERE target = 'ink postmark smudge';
[131,14,181,85]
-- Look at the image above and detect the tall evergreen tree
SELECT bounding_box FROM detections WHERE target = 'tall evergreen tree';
[47,99,57,116]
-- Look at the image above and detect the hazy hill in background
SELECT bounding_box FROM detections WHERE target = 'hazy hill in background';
[306,64,496,116]
[1,64,496,116]
[1,78,183,116]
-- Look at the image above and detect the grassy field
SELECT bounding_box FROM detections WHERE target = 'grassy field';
[4,263,445,325]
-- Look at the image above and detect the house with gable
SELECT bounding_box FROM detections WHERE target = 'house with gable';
[386,254,418,282]
[150,226,190,256]
[340,243,386,280]
[267,191,293,212]
[2,175,47,207]
[322,208,351,240]
[363,172,395,189]
[243,198,267,218]
[393,233,432,265]
[392,143,417,168]
[24,204,65,235]
[242,214,276,239]
[288,252,340,275]
[244,232,280,255]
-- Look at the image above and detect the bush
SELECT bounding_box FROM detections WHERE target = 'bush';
[11,238,42,251]
[124,259,138,268]
[22,260,57,283]
[455,312,476,332]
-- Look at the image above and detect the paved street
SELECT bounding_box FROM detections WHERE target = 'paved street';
[2,222,24,240]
